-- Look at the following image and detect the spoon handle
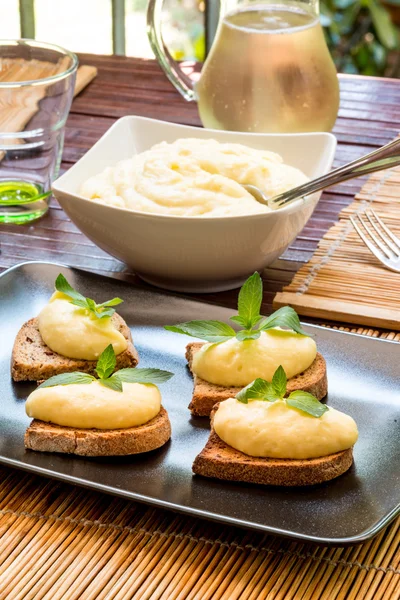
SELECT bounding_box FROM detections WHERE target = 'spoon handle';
[272,137,400,207]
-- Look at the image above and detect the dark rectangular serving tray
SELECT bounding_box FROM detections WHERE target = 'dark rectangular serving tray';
[0,262,399,545]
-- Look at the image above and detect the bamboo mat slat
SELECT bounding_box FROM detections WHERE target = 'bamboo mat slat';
[273,151,400,330]
[0,326,399,600]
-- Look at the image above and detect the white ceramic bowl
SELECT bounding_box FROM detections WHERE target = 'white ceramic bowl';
[52,117,336,293]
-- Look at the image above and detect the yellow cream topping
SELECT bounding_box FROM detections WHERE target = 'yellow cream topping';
[38,292,127,360]
[25,380,161,429]
[192,330,317,387]
[214,398,358,459]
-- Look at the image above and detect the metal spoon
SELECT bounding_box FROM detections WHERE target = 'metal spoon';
[243,137,400,209]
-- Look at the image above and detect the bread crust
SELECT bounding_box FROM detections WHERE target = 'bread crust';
[24,407,171,456]
[11,314,139,382]
[186,342,328,417]
[192,430,353,486]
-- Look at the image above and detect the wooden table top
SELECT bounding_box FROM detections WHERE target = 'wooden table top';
[1,53,400,318]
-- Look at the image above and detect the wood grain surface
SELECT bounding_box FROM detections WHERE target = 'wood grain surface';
[1,54,400,327]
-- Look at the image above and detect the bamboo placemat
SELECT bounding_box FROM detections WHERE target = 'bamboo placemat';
[0,326,399,600]
[273,163,400,330]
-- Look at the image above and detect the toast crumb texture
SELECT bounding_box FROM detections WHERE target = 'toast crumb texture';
[185,342,328,417]
[11,314,139,382]
[192,430,353,486]
[24,407,171,456]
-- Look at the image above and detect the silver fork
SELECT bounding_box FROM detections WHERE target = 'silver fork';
[350,209,400,273]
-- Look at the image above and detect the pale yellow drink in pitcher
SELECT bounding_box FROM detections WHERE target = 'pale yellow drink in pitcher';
[196,4,339,132]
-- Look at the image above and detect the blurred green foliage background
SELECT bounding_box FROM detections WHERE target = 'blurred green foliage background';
[321,0,400,76]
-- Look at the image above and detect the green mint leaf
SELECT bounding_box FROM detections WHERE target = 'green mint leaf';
[97,297,123,308]
[93,297,123,319]
[231,314,264,328]
[95,344,117,379]
[165,321,236,343]
[95,307,116,319]
[229,315,248,327]
[55,273,87,304]
[85,298,97,312]
[252,316,265,329]
[116,368,174,384]
[235,330,261,341]
[236,272,263,330]
[259,306,309,336]
[54,274,122,320]
[38,372,95,389]
[286,391,329,418]
[99,375,123,392]
[236,378,278,404]
[70,298,91,310]
[272,365,287,399]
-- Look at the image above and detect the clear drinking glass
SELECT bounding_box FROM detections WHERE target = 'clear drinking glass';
[148,0,340,134]
[0,40,78,224]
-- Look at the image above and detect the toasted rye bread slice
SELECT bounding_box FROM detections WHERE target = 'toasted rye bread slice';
[11,313,139,382]
[192,430,353,486]
[185,342,328,417]
[24,406,171,456]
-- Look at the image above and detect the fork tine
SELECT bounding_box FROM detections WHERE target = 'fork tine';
[357,213,394,259]
[369,209,400,250]
[365,211,400,257]
[350,216,389,262]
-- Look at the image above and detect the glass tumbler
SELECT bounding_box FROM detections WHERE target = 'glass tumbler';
[0,40,78,224]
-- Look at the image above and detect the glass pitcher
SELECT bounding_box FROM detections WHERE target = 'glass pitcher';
[147,0,339,133]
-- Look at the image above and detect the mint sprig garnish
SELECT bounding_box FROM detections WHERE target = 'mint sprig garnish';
[235,378,277,403]
[165,272,308,343]
[38,345,174,392]
[258,306,308,335]
[236,366,328,418]
[271,365,287,399]
[55,274,123,319]
[95,343,117,380]
[38,372,95,389]
[165,321,236,344]
[95,343,122,390]
[230,272,263,330]
[116,368,177,384]
[286,391,328,417]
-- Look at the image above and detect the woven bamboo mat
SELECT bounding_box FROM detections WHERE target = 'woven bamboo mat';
[0,325,399,600]
[273,164,400,330]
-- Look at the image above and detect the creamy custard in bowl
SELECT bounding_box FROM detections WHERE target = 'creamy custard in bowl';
[80,138,308,217]
[38,291,127,360]
[214,398,358,459]
[192,329,317,387]
[26,380,161,430]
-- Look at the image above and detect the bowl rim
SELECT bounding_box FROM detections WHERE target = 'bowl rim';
[52,115,337,223]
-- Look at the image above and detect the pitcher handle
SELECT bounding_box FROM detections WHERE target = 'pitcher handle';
[147,0,196,101]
